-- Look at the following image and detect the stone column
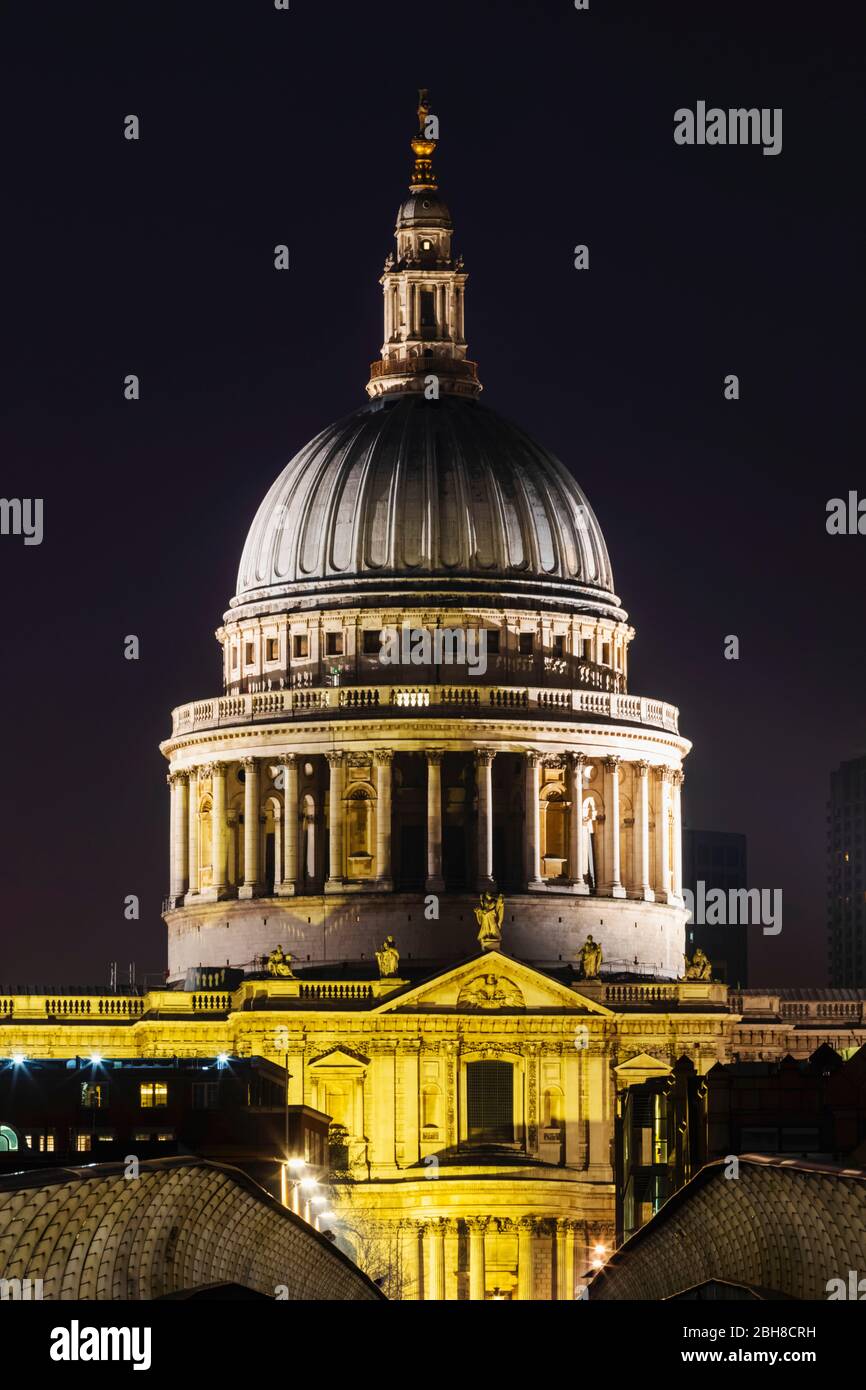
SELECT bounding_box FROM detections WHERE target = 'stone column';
[656,766,673,903]
[325,751,345,891]
[278,753,298,896]
[425,750,445,892]
[424,1220,446,1301]
[558,1221,576,1301]
[475,748,496,890]
[210,762,228,897]
[567,753,589,893]
[587,1053,612,1180]
[672,770,684,900]
[239,757,261,898]
[634,761,654,901]
[524,752,542,888]
[186,767,200,898]
[443,1218,460,1302]
[375,750,393,889]
[402,1220,423,1301]
[517,1217,536,1301]
[467,1217,488,1301]
[601,757,625,897]
[168,772,189,906]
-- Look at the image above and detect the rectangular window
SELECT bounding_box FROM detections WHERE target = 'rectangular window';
[519,633,534,656]
[485,630,500,655]
[140,1082,168,1109]
[582,638,593,662]
[552,635,565,658]
[466,1060,514,1144]
[231,647,238,670]
[325,632,344,656]
[245,641,255,665]
[191,1082,220,1111]
[76,1134,91,1153]
[363,629,382,655]
[80,1083,104,1109]
[293,634,309,659]
[265,637,279,662]
[602,642,611,664]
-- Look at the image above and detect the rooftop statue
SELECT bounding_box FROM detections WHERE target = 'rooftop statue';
[577,935,602,981]
[475,892,504,951]
[375,935,400,978]
[683,947,713,982]
[266,945,295,979]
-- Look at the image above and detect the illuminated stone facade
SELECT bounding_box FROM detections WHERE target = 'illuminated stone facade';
[3,103,860,1302]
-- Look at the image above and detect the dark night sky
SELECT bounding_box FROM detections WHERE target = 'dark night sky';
[1,0,863,988]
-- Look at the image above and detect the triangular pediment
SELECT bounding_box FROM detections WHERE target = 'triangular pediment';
[615,1051,673,1080]
[372,951,613,1016]
[307,1046,369,1070]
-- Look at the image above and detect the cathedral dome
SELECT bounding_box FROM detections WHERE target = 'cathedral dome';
[230,393,623,621]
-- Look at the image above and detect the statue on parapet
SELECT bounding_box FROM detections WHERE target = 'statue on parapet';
[375,935,400,977]
[683,947,713,981]
[475,892,505,951]
[266,944,295,978]
[577,935,603,981]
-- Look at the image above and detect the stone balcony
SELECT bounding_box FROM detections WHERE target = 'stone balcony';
[169,683,680,740]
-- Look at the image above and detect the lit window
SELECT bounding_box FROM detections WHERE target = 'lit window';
[76,1134,91,1153]
[80,1083,104,1109]
[140,1082,168,1109]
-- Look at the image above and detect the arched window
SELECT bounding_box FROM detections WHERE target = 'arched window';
[346,787,374,877]
[302,794,316,883]
[0,1124,19,1152]
[422,1086,441,1130]
[543,1088,563,1129]
[199,796,213,890]
[467,1061,513,1144]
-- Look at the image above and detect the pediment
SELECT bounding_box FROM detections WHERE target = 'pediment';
[307,1046,369,1070]
[372,951,613,1015]
[614,1051,673,1081]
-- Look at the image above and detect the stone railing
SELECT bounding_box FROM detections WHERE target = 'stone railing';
[170,685,680,738]
[0,995,145,1021]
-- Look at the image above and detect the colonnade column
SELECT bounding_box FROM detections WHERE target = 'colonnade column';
[467,1217,488,1301]
[635,761,654,901]
[672,770,684,900]
[401,1220,423,1301]
[475,748,496,891]
[656,766,673,903]
[278,753,298,896]
[375,749,393,889]
[168,771,189,906]
[568,753,589,893]
[525,752,542,889]
[554,1219,576,1300]
[325,751,345,891]
[210,762,228,897]
[424,1220,446,1301]
[186,767,200,899]
[425,750,444,893]
[601,756,625,897]
[517,1217,536,1301]
[239,757,261,898]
